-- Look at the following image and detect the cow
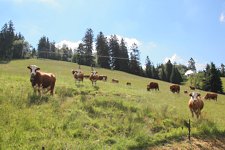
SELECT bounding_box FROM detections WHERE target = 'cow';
[27,65,56,95]
[98,75,107,81]
[204,93,218,101]
[170,84,180,93]
[112,79,119,83]
[188,92,204,118]
[72,69,84,83]
[190,86,195,90]
[184,90,188,94]
[126,82,131,86]
[147,82,159,91]
[83,75,90,79]
[89,71,99,85]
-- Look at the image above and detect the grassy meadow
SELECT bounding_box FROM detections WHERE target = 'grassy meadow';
[0,59,225,149]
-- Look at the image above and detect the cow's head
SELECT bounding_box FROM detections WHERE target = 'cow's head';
[91,71,98,76]
[27,65,40,82]
[189,92,201,101]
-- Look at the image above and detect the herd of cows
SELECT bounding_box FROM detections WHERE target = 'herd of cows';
[27,65,219,119]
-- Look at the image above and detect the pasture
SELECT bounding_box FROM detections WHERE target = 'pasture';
[0,59,225,149]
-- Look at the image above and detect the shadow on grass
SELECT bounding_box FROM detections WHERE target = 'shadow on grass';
[27,93,50,106]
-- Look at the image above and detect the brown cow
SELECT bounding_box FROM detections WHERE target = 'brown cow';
[204,93,218,101]
[147,82,159,91]
[72,69,84,83]
[98,75,107,81]
[27,65,56,95]
[184,90,188,94]
[90,71,99,85]
[188,92,204,118]
[112,79,119,83]
[190,86,195,90]
[83,74,90,79]
[170,84,180,93]
[126,82,131,86]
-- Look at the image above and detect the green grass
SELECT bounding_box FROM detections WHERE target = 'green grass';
[0,59,225,149]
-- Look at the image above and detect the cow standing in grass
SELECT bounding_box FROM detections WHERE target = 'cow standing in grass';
[188,92,204,118]
[170,84,180,93]
[204,93,218,101]
[90,71,99,86]
[27,65,56,95]
[147,82,159,91]
[72,69,84,84]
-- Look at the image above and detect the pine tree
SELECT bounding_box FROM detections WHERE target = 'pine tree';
[209,63,223,93]
[119,38,129,72]
[159,64,167,81]
[188,57,196,72]
[145,56,152,78]
[83,28,94,66]
[221,64,225,77]
[129,43,141,75]
[152,65,159,79]
[165,60,173,82]
[96,32,110,69]
[109,35,120,70]
[74,43,85,65]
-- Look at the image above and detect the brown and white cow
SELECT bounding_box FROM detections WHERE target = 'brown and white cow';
[90,71,99,85]
[112,79,119,83]
[72,69,84,83]
[188,92,204,118]
[204,93,218,101]
[27,65,56,95]
[170,84,180,93]
[126,82,131,86]
[147,82,159,91]
[98,75,107,81]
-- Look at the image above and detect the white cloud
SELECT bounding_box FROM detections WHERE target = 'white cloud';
[219,12,225,23]
[107,35,142,49]
[55,40,81,50]
[164,54,184,64]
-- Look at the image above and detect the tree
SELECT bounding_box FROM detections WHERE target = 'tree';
[119,38,129,72]
[145,56,152,78]
[96,32,110,69]
[170,65,183,84]
[152,65,159,79]
[159,64,167,81]
[165,60,173,82]
[73,43,86,65]
[188,57,196,72]
[220,64,225,77]
[129,43,141,75]
[83,28,94,66]
[37,36,48,58]
[109,35,120,70]
[209,63,223,93]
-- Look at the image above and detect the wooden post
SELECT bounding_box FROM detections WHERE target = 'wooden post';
[188,119,191,141]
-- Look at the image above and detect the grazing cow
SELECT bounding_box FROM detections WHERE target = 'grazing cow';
[89,71,99,85]
[72,69,84,83]
[98,75,107,81]
[188,92,204,118]
[27,65,56,95]
[83,75,90,79]
[147,82,159,91]
[190,86,195,90]
[184,90,188,94]
[170,84,180,93]
[112,79,119,83]
[204,93,218,101]
[126,82,131,86]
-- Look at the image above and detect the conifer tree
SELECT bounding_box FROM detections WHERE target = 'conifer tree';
[119,38,129,72]
[109,35,120,70]
[83,28,94,66]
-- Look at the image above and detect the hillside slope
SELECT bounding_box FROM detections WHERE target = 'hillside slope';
[0,59,225,149]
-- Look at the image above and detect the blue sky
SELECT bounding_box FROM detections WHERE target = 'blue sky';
[1,0,225,70]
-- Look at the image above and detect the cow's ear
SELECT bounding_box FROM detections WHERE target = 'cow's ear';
[72,70,75,74]
[27,66,31,69]
[198,93,201,97]
[36,67,40,71]
[189,93,192,97]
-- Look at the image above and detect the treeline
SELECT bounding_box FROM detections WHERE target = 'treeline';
[1,21,224,91]
[0,20,32,60]
[189,62,224,93]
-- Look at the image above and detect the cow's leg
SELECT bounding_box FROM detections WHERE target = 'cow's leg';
[190,109,194,117]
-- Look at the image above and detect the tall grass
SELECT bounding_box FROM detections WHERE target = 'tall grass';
[0,59,225,149]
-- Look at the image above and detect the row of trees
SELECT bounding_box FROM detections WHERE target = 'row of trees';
[189,62,223,93]
[0,20,31,60]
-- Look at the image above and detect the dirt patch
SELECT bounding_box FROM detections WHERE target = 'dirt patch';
[149,137,225,150]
